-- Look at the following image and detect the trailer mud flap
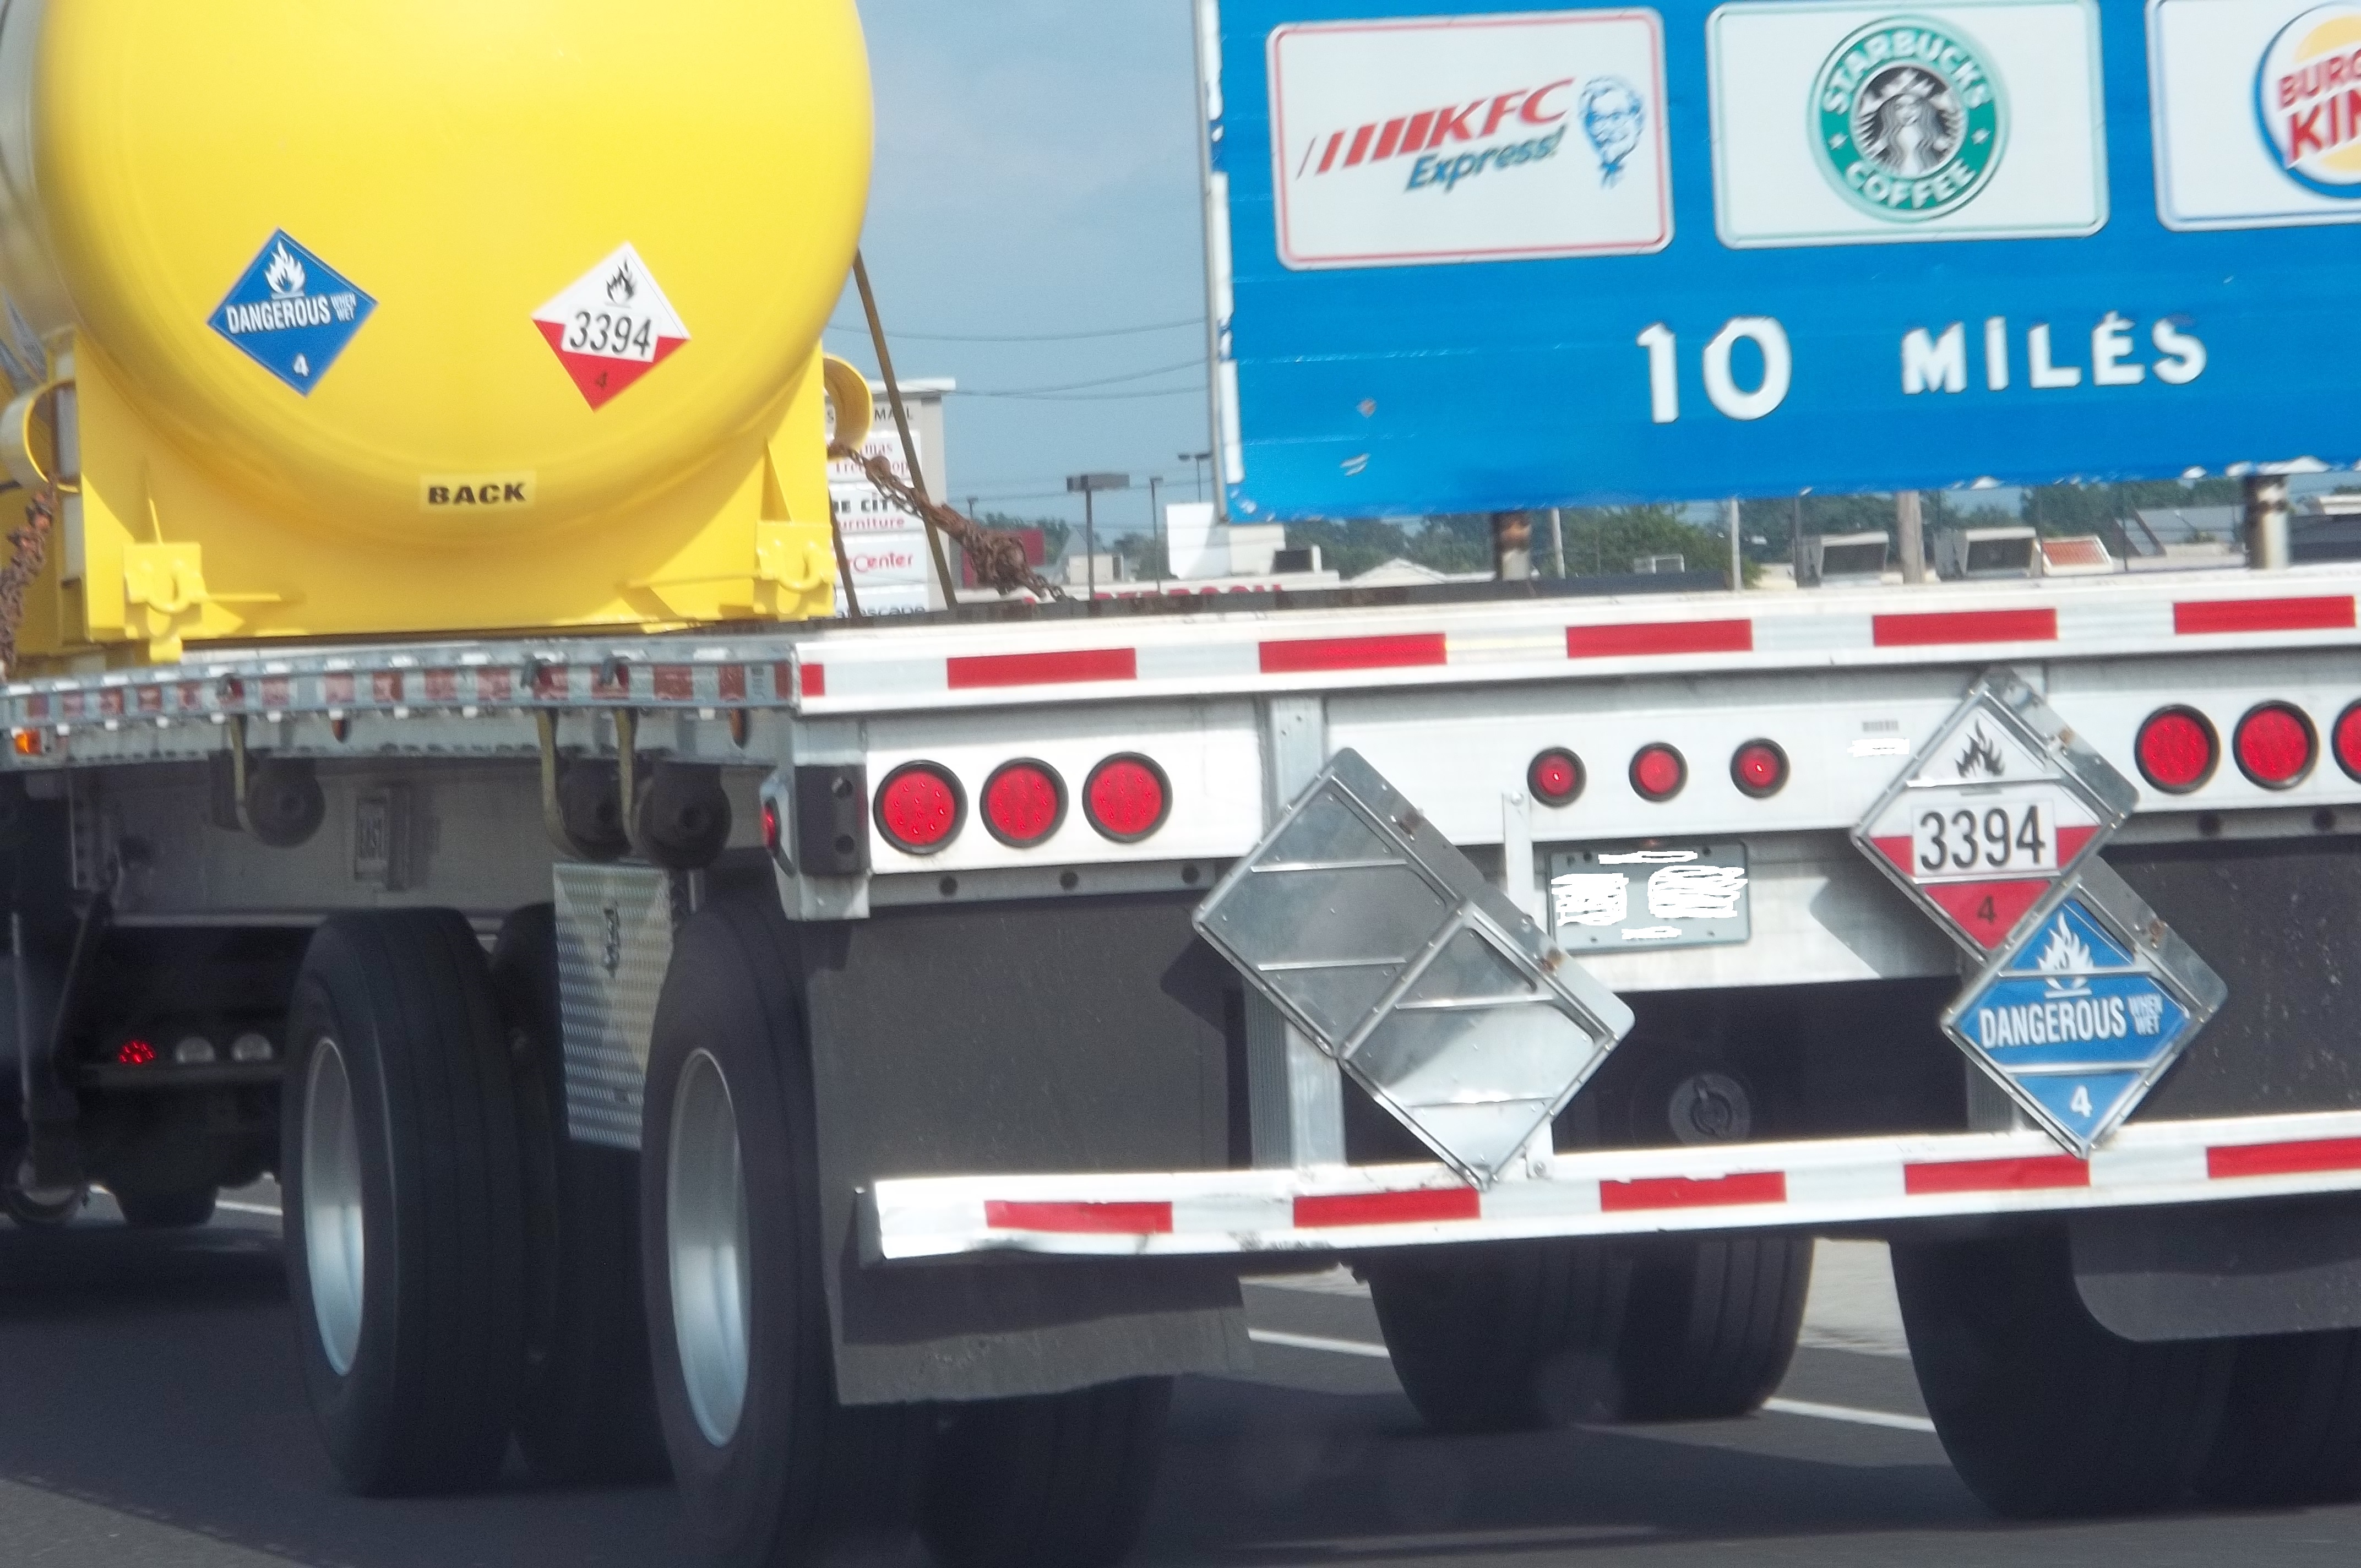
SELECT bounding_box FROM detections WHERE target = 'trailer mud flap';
[2072,1194,2361,1341]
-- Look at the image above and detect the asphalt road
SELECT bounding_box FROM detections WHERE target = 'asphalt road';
[0,1199,2355,1567]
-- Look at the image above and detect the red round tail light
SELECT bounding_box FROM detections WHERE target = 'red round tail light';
[2136,707,2217,794]
[1731,739,1788,798]
[2234,702,2316,788]
[874,762,965,853]
[1630,743,1687,802]
[982,760,1066,847]
[1528,748,1584,807]
[1084,754,1170,842]
[2334,702,2361,782]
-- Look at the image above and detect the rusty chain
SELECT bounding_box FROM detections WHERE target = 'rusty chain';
[0,491,55,677]
[827,444,1067,603]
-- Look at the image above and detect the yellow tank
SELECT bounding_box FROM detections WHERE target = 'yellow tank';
[0,0,873,667]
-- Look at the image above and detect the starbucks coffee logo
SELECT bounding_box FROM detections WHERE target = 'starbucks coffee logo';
[1813,18,2004,221]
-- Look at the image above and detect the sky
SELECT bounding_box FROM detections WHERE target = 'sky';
[825,2,1216,540]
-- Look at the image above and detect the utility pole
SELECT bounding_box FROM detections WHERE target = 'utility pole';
[1066,472,1130,605]
[1548,507,1566,579]
[1897,490,1927,584]
[1148,475,1162,582]
[1725,497,1742,592]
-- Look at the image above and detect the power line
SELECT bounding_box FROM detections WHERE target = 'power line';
[962,382,1208,403]
[824,314,1205,344]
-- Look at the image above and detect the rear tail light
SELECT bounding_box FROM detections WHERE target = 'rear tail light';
[2335,702,2361,782]
[1731,739,1788,798]
[230,1032,275,1064]
[982,760,1066,847]
[1528,748,1584,807]
[2234,702,2316,788]
[761,799,782,856]
[172,1036,216,1066]
[2135,706,2217,794]
[116,1039,155,1066]
[1630,743,1687,802]
[1083,755,1170,842]
[874,761,965,853]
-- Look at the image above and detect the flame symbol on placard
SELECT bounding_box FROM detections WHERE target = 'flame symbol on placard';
[2036,917,2094,996]
[605,266,637,305]
[264,244,306,299]
[1955,725,2006,778]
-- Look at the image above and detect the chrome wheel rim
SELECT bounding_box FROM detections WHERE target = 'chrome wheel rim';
[670,1048,750,1446]
[302,1037,366,1376]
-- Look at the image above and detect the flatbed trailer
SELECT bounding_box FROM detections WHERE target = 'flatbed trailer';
[9,557,2361,1554]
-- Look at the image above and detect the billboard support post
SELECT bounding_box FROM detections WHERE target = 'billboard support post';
[1898,492,1926,585]
[2245,474,2289,571]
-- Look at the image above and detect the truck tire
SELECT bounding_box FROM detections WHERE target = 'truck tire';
[491,903,668,1485]
[1616,1234,1813,1421]
[921,1379,1172,1568]
[1368,1241,1630,1432]
[2198,1329,2361,1506]
[1368,1235,1808,1431]
[116,1187,217,1228]
[1894,1231,2235,1517]
[641,891,929,1568]
[281,909,529,1496]
[3,1183,85,1227]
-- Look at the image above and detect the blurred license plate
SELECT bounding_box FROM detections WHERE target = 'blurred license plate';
[1546,842,1750,950]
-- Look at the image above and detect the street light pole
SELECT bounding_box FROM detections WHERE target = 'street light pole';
[1179,450,1211,503]
[1148,476,1162,582]
[1065,472,1131,608]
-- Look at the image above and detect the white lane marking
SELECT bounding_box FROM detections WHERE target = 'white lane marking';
[1249,1327,1938,1433]
[1248,1327,1392,1359]
[216,1201,283,1218]
[1762,1397,1936,1434]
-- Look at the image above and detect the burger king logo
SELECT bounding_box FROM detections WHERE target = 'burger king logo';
[1812,18,2005,222]
[2257,3,2361,195]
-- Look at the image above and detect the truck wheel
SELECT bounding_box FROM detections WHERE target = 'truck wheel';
[1367,1241,1631,1432]
[1894,1231,2235,1517]
[1615,1235,1813,1421]
[921,1379,1172,1568]
[642,892,929,1568]
[492,903,668,1485]
[117,1187,217,1229]
[3,1183,86,1228]
[2198,1329,2361,1506]
[281,910,529,1496]
[1369,1234,1808,1430]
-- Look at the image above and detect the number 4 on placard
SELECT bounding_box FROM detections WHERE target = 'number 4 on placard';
[2070,1084,2093,1117]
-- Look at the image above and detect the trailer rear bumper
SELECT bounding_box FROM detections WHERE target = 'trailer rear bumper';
[864,1108,2361,1262]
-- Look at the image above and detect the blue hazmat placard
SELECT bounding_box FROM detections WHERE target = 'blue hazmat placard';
[207,231,377,395]
[1201,0,2361,515]
[1946,889,2202,1148]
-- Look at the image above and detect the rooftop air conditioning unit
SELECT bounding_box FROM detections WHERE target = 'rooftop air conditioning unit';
[1797,531,1889,587]
[1935,526,2040,580]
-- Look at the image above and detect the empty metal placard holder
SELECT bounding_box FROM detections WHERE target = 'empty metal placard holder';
[1193,749,1634,1186]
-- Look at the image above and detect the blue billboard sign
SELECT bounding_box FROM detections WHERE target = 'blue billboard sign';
[1197,0,2361,518]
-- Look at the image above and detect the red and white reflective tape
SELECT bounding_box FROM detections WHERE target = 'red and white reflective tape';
[796,580,2361,712]
[864,1109,2361,1261]
[7,579,2359,736]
